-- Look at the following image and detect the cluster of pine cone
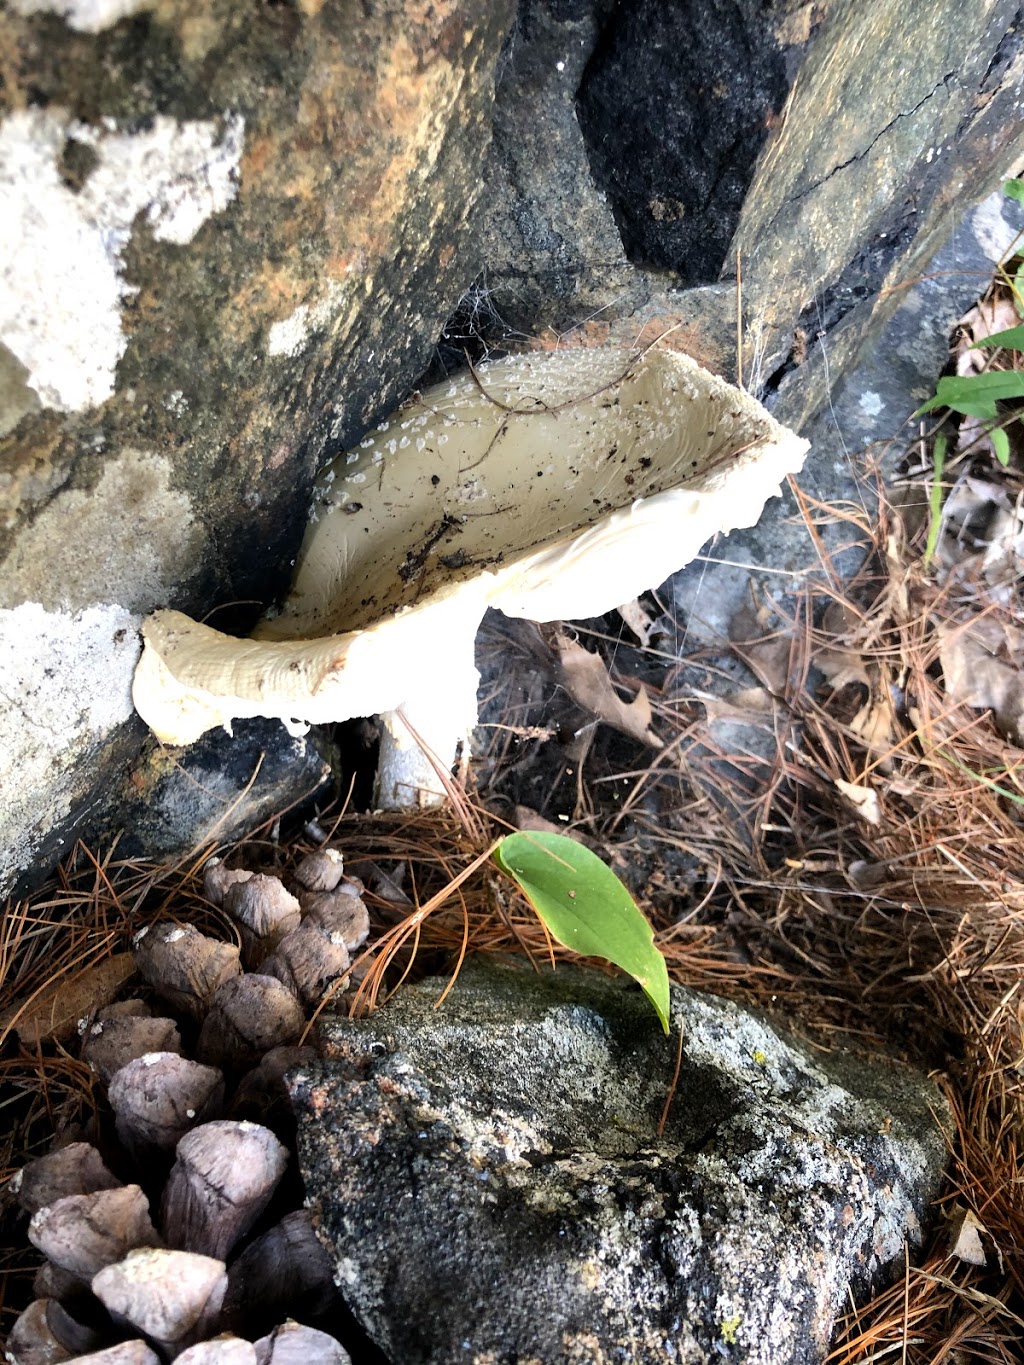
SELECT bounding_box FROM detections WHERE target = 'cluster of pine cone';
[6,846,370,1365]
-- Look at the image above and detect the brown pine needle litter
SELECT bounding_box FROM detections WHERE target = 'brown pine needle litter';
[4,468,1024,1359]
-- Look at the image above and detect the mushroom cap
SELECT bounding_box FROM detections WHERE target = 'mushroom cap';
[133,347,807,746]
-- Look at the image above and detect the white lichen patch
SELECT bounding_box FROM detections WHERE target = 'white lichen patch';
[0,107,244,411]
[3,447,208,615]
[7,0,150,33]
[268,279,354,359]
[0,601,140,890]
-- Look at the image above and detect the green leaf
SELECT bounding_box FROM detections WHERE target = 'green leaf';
[915,393,997,419]
[970,324,1024,351]
[492,831,671,1033]
[992,424,1011,467]
[914,372,1024,418]
[1005,178,1024,206]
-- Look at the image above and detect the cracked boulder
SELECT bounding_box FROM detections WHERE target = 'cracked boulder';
[291,958,951,1365]
[0,0,516,895]
[479,0,1024,395]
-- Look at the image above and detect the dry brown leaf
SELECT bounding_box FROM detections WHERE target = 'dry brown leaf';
[552,632,661,748]
[937,615,1024,741]
[954,295,1019,375]
[2,952,136,1046]
[816,648,870,691]
[817,600,871,690]
[513,807,584,842]
[953,411,999,462]
[849,691,894,760]
[729,603,793,696]
[834,778,882,826]
[697,686,777,730]
[948,1206,987,1267]
[617,598,655,649]
[936,477,1024,591]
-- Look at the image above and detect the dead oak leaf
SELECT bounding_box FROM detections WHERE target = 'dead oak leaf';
[552,631,661,748]
[937,615,1024,742]
[948,1206,987,1267]
[849,691,895,762]
[695,686,777,731]
[954,294,1020,375]
[617,598,656,649]
[834,778,882,826]
[817,600,871,690]
[729,602,794,697]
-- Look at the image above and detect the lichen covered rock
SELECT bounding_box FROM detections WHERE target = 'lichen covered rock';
[0,0,516,895]
[292,958,951,1365]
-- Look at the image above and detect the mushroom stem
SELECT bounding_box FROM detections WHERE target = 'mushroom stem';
[375,635,481,809]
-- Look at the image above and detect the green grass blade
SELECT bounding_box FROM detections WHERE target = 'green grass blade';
[915,389,998,420]
[969,324,1024,351]
[1004,178,1024,206]
[924,432,947,568]
[934,373,1024,406]
[492,831,671,1033]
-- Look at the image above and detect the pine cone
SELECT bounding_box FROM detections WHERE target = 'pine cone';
[6,851,365,1365]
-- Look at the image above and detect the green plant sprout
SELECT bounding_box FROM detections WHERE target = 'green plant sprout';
[492,830,671,1032]
[915,180,1024,472]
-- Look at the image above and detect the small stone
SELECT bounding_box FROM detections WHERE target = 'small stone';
[232,1045,318,1130]
[203,858,255,907]
[91,1248,228,1351]
[13,1143,120,1215]
[82,1014,183,1085]
[303,892,370,951]
[161,1121,289,1260]
[52,1345,161,1365]
[132,923,241,1020]
[261,921,350,1009]
[28,1186,159,1281]
[196,975,304,1072]
[108,1053,224,1157]
[5,1300,72,1365]
[253,1322,351,1365]
[224,876,301,965]
[174,1336,257,1365]
[293,848,345,893]
[223,1211,338,1329]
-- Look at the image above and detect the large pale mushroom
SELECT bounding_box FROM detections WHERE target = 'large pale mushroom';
[133,347,808,806]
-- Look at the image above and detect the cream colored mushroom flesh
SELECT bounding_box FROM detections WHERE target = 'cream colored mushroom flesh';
[133,347,809,805]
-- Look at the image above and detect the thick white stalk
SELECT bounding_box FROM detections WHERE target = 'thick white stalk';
[374,635,481,809]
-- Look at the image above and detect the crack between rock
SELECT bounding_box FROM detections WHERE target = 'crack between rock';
[786,70,959,205]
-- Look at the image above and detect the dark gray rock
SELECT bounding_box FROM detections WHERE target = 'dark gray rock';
[97,720,333,861]
[291,958,950,1365]
[669,181,1024,648]
[477,0,649,335]
[576,0,790,285]
[732,0,1024,388]
[477,0,1024,393]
